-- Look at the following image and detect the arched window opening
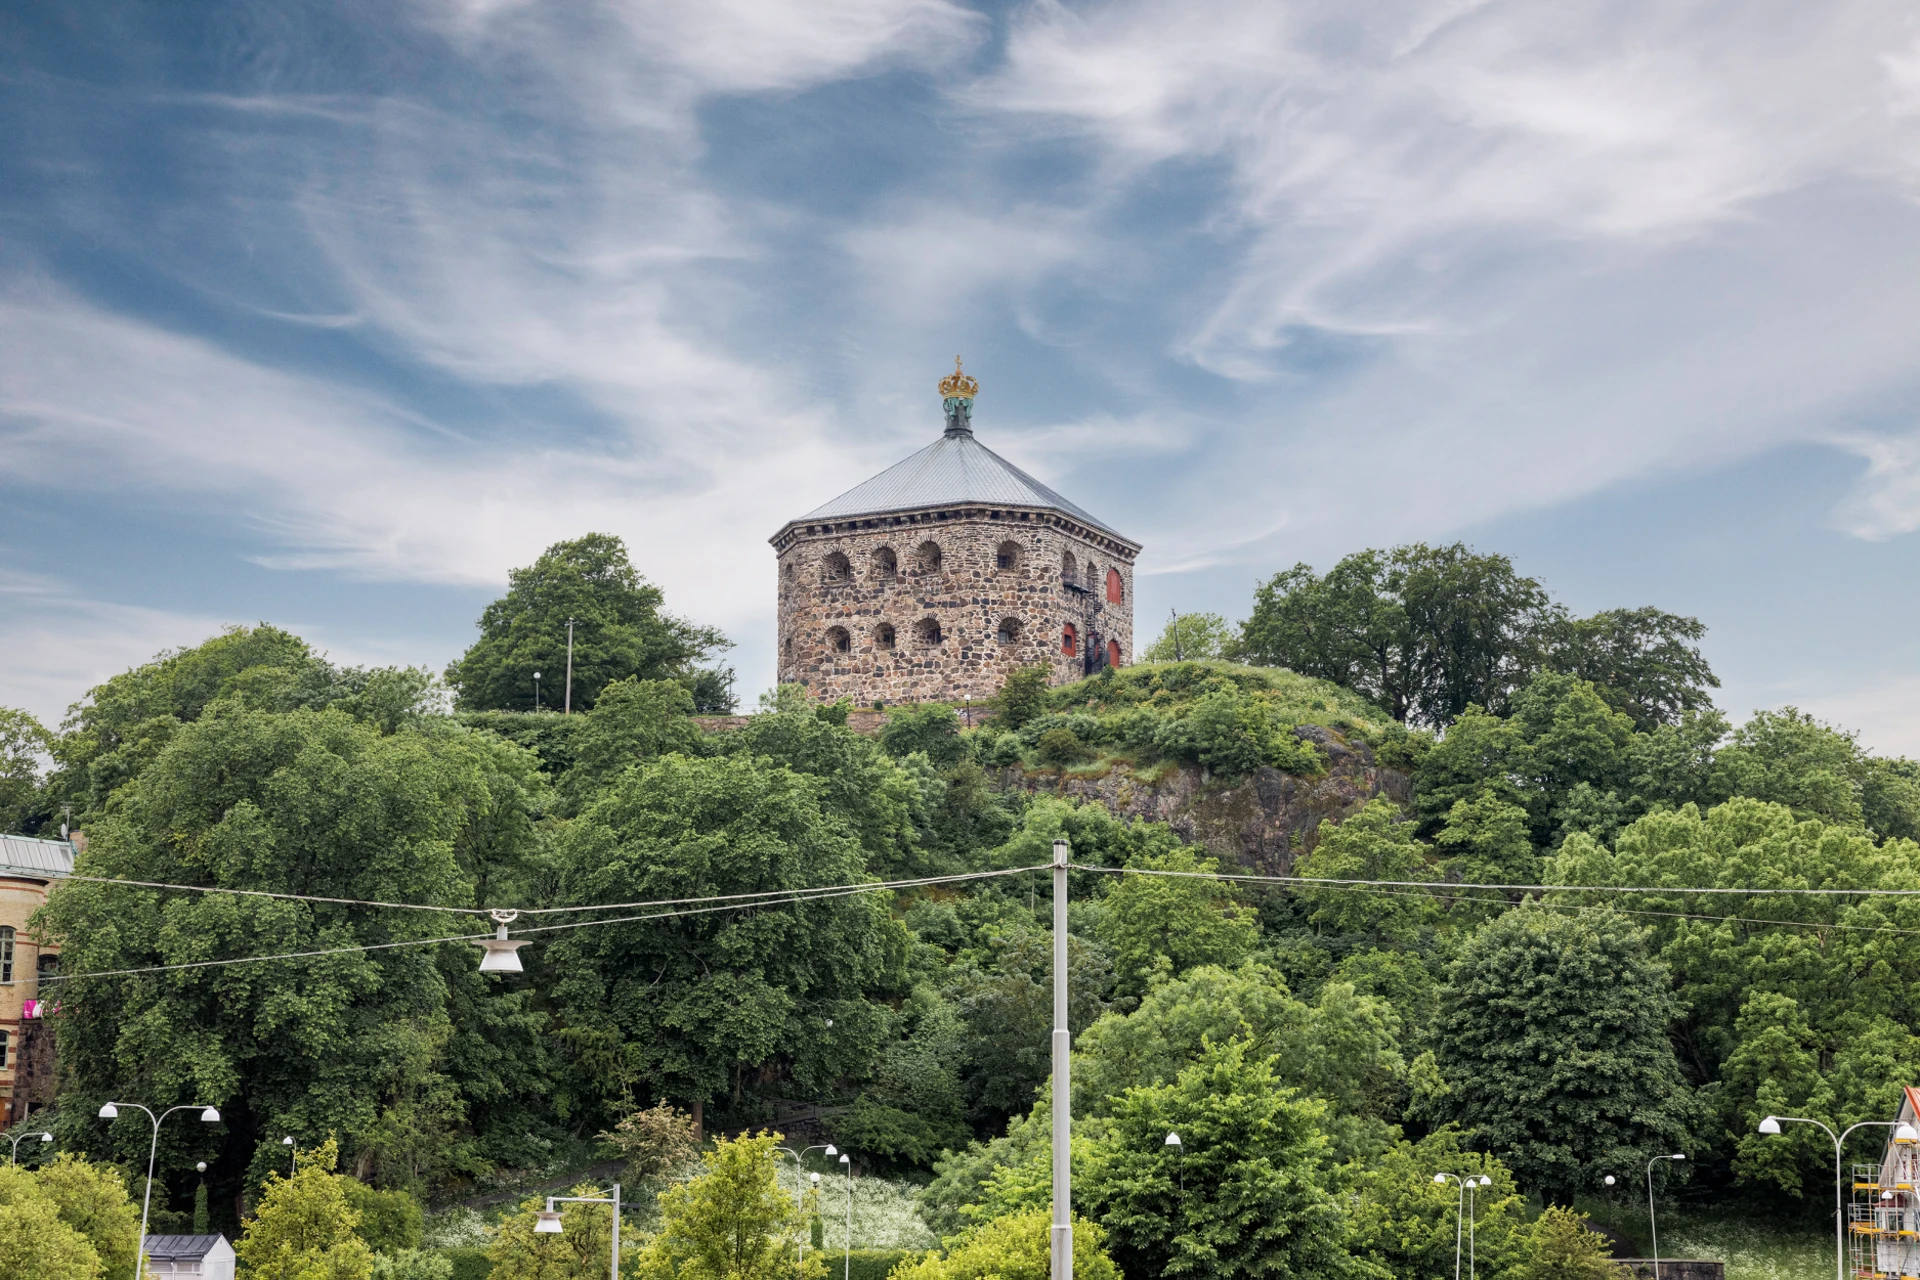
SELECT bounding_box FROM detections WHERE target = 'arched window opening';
[823,551,851,583]
[998,617,1022,644]
[1108,640,1122,668]
[1062,623,1078,656]
[783,636,793,658]
[996,541,1022,572]
[826,626,851,654]
[874,623,896,651]
[915,541,943,573]
[1106,569,1124,604]
[873,546,898,577]
[915,617,944,646]
[1062,552,1078,587]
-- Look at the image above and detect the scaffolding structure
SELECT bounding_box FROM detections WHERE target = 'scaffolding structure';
[1852,1131,1920,1278]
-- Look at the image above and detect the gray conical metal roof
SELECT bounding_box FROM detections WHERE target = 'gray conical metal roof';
[800,427,1128,540]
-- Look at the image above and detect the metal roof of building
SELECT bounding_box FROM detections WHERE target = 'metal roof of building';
[798,427,1130,542]
[144,1235,232,1260]
[0,834,74,881]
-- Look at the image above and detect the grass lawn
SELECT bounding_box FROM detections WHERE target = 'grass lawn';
[1579,1199,1832,1280]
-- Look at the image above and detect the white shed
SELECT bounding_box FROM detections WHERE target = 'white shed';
[143,1234,236,1279]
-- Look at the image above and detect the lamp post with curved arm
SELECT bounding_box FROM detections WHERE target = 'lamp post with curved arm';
[1434,1173,1468,1280]
[1465,1175,1492,1280]
[776,1143,838,1276]
[7,1129,51,1166]
[97,1101,221,1280]
[839,1152,853,1280]
[1759,1115,1920,1280]
[1646,1153,1686,1280]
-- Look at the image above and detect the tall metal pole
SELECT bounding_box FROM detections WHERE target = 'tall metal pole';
[1052,836,1073,1280]
[565,618,575,716]
[611,1181,620,1280]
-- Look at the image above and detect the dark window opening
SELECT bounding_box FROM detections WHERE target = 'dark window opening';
[998,617,1022,644]
[826,627,851,654]
[915,617,943,645]
[874,623,896,651]
[1063,624,1078,656]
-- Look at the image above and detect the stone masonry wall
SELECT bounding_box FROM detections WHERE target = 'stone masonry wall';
[775,506,1135,705]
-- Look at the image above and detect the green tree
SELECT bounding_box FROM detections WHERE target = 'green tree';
[1073,963,1403,1162]
[1239,544,1555,727]
[1543,607,1719,731]
[0,1164,101,1280]
[631,1132,818,1280]
[31,1156,142,1280]
[990,665,1052,731]
[880,704,966,769]
[1348,1132,1530,1280]
[1435,793,1539,897]
[555,677,699,813]
[0,706,53,833]
[596,1102,701,1191]
[547,753,909,1124]
[889,1207,1119,1280]
[1521,1206,1625,1280]
[342,1180,423,1253]
[235,1140,377,1280]
[1296,798,1437,945]
[1714,708,1869,827]
[1427,904,1691,1201]
[445,534,728,713]
[1548,798,1920,1197]
[489,1182,626,1280]
[1142,612,1234,663]
[1095,845,1259,998]
[39,698,548,1197]
[1083,1040,1350,1280]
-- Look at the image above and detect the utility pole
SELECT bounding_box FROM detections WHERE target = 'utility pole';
[1169,609,1182,661]
[564,618,576,716]
[1052,837,1073,1280]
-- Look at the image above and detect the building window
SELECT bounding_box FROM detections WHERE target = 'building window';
[1108,639,1122,668]
[826,626,851,654]
[0,927,12,985]
[873,546,898,577]
[823,551,851,583]
[914,541,942,573]
[1106,569,1123,604]
[783,560,795,580]
[1062,552,1077,587]
[0,1029,8,1069]
[874,623,896,651]
[995,541,1021,571]
[914,617,943,645]
[783,636,793,658]
[997,617,1022,644]
[1062,624,1078,656]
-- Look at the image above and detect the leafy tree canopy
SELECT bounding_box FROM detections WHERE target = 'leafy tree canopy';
[488,1181,626,1280]
[1083,1039,1351,1280]
[1094,844,1260,998]
[546,753,910,1124]
[0,1163,104,1280]
[0,706,54,834]
[631,1132,818,1280]
[1425,903,1692,1202]
[445,533,731,714]
[40,697,550,1200]
[234,1139,377,1280]
[1142,612,1234,663]
[1239,544,1715,730]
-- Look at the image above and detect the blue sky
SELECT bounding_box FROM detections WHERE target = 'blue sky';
[5,1,1920,749]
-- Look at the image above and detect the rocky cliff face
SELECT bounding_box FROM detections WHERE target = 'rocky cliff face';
[1003,725,1410,875]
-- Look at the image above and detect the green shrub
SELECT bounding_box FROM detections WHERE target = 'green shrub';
[839,1247,917,1280]
[1034,728,1088,766]
[438,1247,491,1280]
[344,1179,424,1253]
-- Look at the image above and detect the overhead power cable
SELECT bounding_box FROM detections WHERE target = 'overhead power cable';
[60,866,1029,919]
[36,866,1031,986]
[1074,863,1920,899]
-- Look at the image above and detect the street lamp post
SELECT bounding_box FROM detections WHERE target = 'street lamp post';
[777,1143,838,1275]
[98,1100,221,1280]
[1164,1133,1183,1195]
[533,672,542,712]
[1758,1115,1919,1280]
[1434,1174,1468,1280]
[1646,1153,1686,1280]
[7,1129,51,1165]
[533,1182,622,1280]
[1466,1175,1492,1280]
[281,1135,295,1175]
[839,1152,853,1280]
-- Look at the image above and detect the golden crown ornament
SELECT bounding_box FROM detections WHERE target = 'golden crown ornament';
[938,356,979,400]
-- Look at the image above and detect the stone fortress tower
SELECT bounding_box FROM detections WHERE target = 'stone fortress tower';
[771,360,1141,705]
